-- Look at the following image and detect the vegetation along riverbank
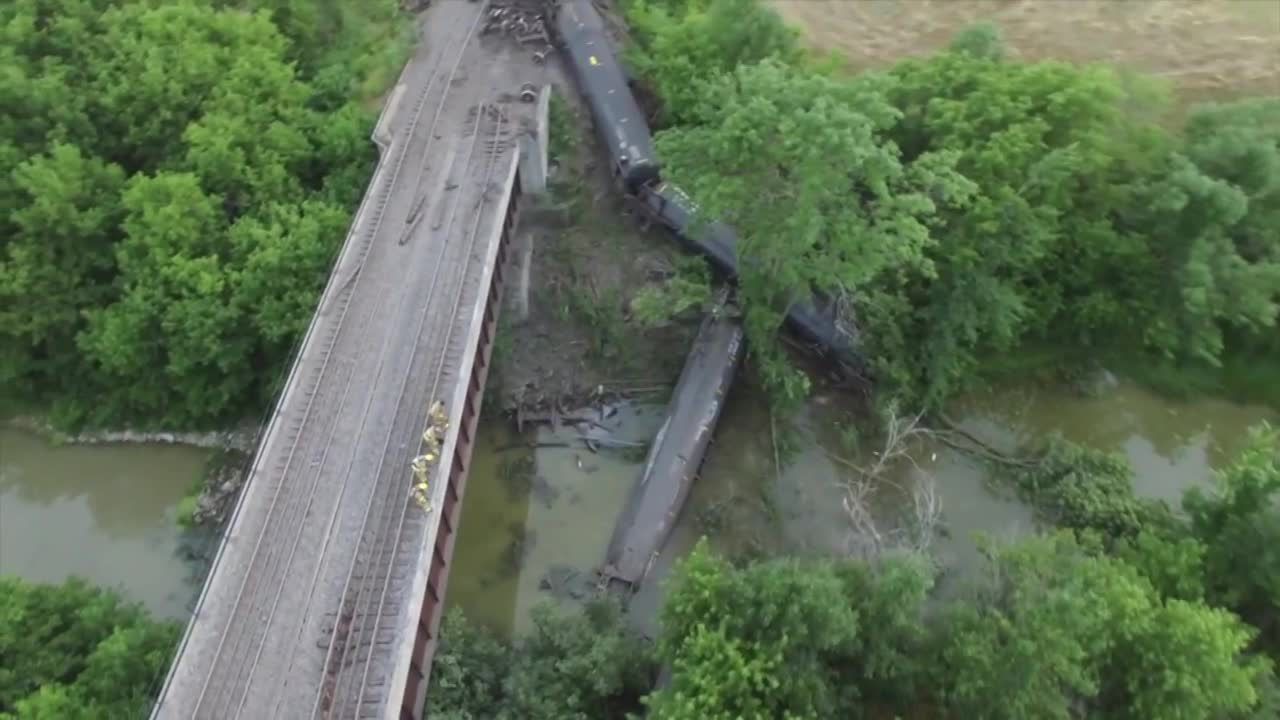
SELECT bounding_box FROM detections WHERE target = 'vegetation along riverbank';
[2,0,1277,717]
[428,0,1279,718]
[0,0,416,712]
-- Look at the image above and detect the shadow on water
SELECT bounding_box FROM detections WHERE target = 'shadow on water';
[0,428,210,620]
[447,401,666,638]
[449,374,1276,636]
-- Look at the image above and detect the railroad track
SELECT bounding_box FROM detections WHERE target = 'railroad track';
[314,101,512,720]
[181,5,490,718]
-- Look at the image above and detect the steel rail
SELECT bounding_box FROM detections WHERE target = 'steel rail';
[187,16,462,717]
[312,103,498,720]
[225,10,489,717]
[349,103,512,720]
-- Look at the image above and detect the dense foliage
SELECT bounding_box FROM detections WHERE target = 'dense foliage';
[1185,423,1280,657]
[935,533,1265,720]
[432,531,1273,719]
[646,534,1270,720]
[0,577,180,719]
[426,600,654,720]
[1009,436,1174,540]
[426,426,1280,720]
[625,0,1280,407]
[0,0,409,429]
[1010,423,1280,664]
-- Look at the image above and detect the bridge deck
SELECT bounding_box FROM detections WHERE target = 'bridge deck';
[152,4,542,718]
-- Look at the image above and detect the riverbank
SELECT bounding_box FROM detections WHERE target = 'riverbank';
[976,341,1280,415]
[4,415,254,450]
[4,414,257,530]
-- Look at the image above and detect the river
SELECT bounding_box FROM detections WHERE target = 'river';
[447,374,1275,637]
[0,428,209,620]
[3,370,1268,633]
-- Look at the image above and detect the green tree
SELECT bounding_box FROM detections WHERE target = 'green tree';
[0,144,125,388]
[1009,437,1168,541]
[1108,599,1267,720]
[647,540,858,719]
[0,0,396,429]
[0,577,179,718]
[630,255,712,328]
[301,101,377,207]
[1114,530,1207,603]
[655,59,968,404]
[1185,422,1280,656]
[829,553,934,710]
[935,534,1129,719]
[625,0,802,126]
[426,610,510,720]
[78,171,248,426]
[935,532,1265,720]
[0,0,104,160]
[88,2,293,171]
[1133,100,1280,363]
[502,600,652,720]
[230,200,346,371]
[425,602,652,720]
[879,43,1163,404]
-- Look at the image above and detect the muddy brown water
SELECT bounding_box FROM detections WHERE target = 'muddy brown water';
[434,376,1277,637]
[6,372,1263,635]
[0,428,209,620]
[446,402,667,637]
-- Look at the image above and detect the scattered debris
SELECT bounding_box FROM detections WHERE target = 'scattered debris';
[540,563,592,600]
[481,1,551,49]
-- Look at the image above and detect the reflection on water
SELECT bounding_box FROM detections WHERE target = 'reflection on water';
[447,402,666,637]
[449,374,1276,635]
[0,428,208,620]
[952,378,1276,505]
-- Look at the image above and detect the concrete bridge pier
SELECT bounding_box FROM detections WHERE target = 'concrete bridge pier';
[510,85,550,324]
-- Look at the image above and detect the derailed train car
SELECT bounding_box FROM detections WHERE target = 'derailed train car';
[551,0,860,370]
[636,183,861,368]
[552,0,660,191]
[600,300,744,592]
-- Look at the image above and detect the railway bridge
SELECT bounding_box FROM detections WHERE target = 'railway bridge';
[151,3,549,718]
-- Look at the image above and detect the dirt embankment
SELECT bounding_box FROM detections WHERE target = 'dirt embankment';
[772,0,1280,102]
[485,67,701,420]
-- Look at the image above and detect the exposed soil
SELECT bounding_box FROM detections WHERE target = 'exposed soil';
[188,446,253,527]
[487,70,699,416]
[772,0,1280,102]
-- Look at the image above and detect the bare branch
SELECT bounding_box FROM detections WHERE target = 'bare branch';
[837,401,943,558]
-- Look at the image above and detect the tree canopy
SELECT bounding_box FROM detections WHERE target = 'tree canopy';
[0,0,401,429]
[651,55,973,403]
[433,521,1274,720]
[1185,423,1280,657]
[426,600,654,720]
[626,0,1280,408]
[0,577,180,719]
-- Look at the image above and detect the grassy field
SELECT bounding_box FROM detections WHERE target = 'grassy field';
[771,0,1279,101]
